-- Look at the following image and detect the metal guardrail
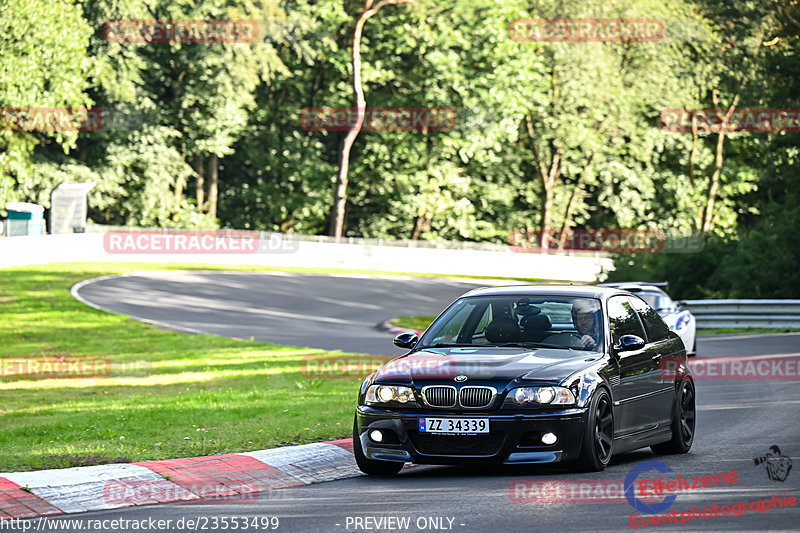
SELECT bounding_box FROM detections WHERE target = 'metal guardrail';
[683,299,800,329]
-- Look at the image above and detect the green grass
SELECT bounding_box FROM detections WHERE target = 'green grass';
[389,315,437,332]
[698,327,800,335]
[0,262,399,472]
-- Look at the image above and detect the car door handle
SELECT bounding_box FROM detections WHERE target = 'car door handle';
[651,353,662,360]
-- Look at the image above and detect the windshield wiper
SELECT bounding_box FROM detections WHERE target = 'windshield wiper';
[495,342,576,351]
[423,343,476,348]
[422,342,577,351]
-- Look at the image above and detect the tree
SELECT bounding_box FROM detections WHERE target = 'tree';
[329,0,413,240]
[0,0,93,212]
[506,0,714,249]
[69,0,288,227]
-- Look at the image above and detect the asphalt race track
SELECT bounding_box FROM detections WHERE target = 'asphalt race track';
[73,270,486,356]
[68,270,800,532]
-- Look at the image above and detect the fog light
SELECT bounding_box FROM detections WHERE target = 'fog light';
[541,432,557,445]
[369,429,383,443]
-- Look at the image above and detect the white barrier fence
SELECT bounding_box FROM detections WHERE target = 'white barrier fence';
[0,232,612,282]
[3,231,798,327]
[683,299,800,329]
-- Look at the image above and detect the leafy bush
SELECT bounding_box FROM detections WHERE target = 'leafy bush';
[605,196,800,299]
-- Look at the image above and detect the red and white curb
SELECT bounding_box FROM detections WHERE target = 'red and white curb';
[375,320,424,337]
[0,439,357,519]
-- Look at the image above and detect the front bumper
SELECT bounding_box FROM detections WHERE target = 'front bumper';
[356,405,588,465]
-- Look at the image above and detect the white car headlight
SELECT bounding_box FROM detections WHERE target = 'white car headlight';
[512,386,575,406]
[365,385,415,405]
[673,312,691,331]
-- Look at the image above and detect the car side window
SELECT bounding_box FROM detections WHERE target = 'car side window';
[607,296,647,345]
[628,296,671,342]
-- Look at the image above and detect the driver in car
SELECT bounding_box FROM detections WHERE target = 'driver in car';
[572,299,601,350]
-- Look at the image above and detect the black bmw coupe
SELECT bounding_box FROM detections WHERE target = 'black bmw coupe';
[354,285,695,474]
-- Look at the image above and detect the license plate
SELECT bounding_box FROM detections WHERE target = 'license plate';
[418,417,489,434]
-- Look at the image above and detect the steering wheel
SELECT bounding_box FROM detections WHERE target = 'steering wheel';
[542,332,585,348]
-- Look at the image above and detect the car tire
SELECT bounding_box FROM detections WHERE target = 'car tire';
[689,338,697,357]
[651,378,695,455]
[574,388,614,472]
[352,416,404,476]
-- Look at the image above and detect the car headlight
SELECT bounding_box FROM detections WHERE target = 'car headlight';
[511,386,575,406]
[365,385,416,405]
[673,312,691,331]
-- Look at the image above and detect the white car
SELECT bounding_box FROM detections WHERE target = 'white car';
[599,282,696,356]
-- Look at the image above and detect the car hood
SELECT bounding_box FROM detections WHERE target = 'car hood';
[372,346,604,385]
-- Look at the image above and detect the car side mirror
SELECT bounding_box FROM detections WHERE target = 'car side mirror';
[615,334,645,352]
[393,332,418,349]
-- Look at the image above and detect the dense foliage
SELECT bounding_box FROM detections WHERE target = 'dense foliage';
[0,0,797,295]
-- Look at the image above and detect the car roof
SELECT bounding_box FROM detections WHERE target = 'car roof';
[460,284,625,299]
[599,282,669,295]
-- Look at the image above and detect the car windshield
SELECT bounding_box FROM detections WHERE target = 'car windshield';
[417,295,604,352]
[636,291,676,314]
